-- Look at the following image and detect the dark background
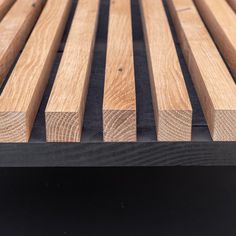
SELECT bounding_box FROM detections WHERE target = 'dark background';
[0,168,235,235]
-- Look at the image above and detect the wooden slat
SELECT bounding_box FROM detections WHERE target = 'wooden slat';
[0,0,45,84]
[139,0,192,141]
[45,0,100,142]
[0,0,71,143]
[194,0,236,78]
[0,0,15,21]
[167,0,236,141]
[103,0,136,142]
[227,0,236,12]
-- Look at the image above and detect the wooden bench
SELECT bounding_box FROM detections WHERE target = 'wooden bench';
[0,0,235,166]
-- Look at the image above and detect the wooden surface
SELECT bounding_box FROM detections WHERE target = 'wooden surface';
[0,0,235,165]
[46,0,100,142]
[0,0,44,84]
[0,0,15,21]
[140,0,192,141]
[227,0,236,11]
[194,0,236,78]
[167,0,236,141]
[0,0,71,143]
[103,0,137,142]
[0,142,236,166]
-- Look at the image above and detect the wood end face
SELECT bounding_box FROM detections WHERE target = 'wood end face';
[45,112,82,143]
[0,112,28,143]
[157,109,192,142]
[103,109,137,142]
[212,109,236,141]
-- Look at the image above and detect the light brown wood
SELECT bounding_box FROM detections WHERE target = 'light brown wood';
[45,0,100,142]
[0,0,44,84]
[227,0,236,12]
[0,0,71,143]
[194,0,236,78]
[167,0,236,141]
[0,0,15,21]
[140,0,192,141]
[103,0,136,142]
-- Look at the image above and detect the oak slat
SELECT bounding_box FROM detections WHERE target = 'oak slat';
[0,0,15,21]
[194,0,236,78]
[140,0,192,141]
[45,0,100,142]
[103,0,137,142]
[227,0,236,12]
[167,0,236,141]
[0,0,71,143]
[0,0,44,84]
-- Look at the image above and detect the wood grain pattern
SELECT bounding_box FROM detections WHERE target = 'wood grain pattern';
[194,0,236,78]
[140,0,192,141]
[227,0,236,12]
[0,0,15,21]
[46,0,100,142]
[167,0,236,141]
[103,0,137,142]
[0,0,44,84]
[0,142,236,167]
[0,0,71,143]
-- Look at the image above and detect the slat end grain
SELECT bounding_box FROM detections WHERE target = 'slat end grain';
[103,109,137,142]
[46,112,82,142]
[212,109,236,141]
[45,0,100,143]
[0,112,28,143]
[0,0,72,143]
[168,0,236,142]
[158,109,192,141]
[103,0,137,142]
[140,0,192,141]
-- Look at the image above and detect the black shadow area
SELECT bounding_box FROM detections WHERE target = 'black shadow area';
[0,168,235,236]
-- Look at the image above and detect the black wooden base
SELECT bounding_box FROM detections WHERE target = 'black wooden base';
[0,142,235,166]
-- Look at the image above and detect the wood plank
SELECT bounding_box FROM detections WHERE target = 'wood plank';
[45,0,100,142]
[0,0,71,143]
[167,0,236,141]
[0,142,236,166]
[0,0,45,84]
[103,0,136,142]
[227,0,236,12]
[139,0,192,141]
[194,0,236,78]
[0,0,15,21]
